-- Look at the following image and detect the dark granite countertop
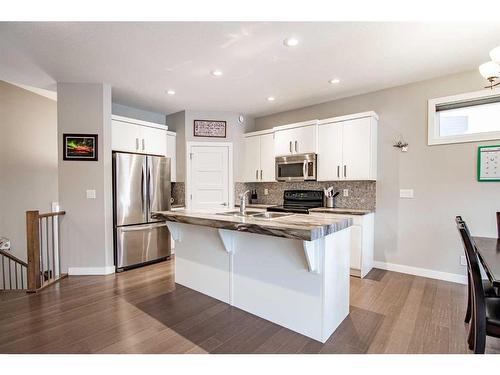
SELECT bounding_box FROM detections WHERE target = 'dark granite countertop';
[151,209,352,241]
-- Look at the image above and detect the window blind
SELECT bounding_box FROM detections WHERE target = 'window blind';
[436,95,500,112]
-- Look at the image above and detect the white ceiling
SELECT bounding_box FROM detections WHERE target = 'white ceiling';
[1,22,499,117]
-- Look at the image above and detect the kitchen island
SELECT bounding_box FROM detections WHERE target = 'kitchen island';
[151,209,352,343]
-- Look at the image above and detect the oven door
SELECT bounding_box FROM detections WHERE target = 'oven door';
[275,154,316,181]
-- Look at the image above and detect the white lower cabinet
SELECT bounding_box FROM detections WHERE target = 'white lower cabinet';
[310,212,375,278]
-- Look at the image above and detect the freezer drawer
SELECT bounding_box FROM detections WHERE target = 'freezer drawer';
[116,223,170,269]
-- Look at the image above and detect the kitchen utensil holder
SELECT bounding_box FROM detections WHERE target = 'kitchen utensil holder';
[326,197,334,208]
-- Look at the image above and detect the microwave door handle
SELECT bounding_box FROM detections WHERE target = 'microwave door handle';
[303,160,307,179]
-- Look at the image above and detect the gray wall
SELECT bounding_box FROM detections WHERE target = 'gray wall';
[0,81,58,261]
[166,110,187,182]
[57,83,114,273]
[167,110,255,183]
[112,102,166,125]
[255,69,500,277]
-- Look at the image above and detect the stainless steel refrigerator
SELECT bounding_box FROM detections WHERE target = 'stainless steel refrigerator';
[113,152,171,271]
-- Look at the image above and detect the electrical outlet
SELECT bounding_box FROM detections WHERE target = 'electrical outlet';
[460,255,467,266]
[86,189,96,199]
[400,189,414,199]
[264,188,269,196]
[343,189,349,197]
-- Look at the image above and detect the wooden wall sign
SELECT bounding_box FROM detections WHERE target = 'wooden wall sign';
[193,120,227,138]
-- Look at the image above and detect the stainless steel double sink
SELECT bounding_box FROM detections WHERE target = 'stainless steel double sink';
[216,210,293,220]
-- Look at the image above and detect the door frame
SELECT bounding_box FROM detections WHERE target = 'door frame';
[185,141,234,210]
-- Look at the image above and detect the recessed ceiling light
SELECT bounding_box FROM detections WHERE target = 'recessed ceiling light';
[283,37,299,47]
[211,70,223,76]
[267,96,275,102]
[328,78,340,84]
[166,90,175,95]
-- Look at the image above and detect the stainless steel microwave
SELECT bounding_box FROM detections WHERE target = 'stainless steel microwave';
[275,153,317,182]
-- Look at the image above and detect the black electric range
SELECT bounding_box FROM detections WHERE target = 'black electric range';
[267,190,324,214]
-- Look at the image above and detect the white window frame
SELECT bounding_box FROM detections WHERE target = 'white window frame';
[428,89,500,145]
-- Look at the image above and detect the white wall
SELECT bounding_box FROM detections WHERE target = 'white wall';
[57,83,114,275]
[166,110,186,182]
[255,69,499,278]
[0,81,58,261]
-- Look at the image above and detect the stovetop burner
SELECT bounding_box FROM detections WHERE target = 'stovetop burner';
[267,190,324,214]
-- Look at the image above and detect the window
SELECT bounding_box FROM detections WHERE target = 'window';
[428,90,500,145]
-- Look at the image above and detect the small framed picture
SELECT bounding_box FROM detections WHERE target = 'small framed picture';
[193,120,227,138]
[63,134,98,161]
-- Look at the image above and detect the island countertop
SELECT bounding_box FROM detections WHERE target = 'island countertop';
[151,209,352,241]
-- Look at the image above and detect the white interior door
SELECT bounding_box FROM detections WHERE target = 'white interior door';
[189,144,230,210]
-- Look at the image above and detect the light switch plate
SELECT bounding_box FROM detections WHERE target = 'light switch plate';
[400,189,414,199]
[86,189,96,199]
[264,189,269,196]
[343,189,349,197]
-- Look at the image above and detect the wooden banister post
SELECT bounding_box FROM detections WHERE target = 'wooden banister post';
[26,210,41,292]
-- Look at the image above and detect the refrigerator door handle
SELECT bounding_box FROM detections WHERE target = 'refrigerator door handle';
[148,160,152,219]
[119,223,167,232]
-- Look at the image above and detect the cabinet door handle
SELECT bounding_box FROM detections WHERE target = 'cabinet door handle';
[289,141,292,153]
[295,140,298,153]
[260,170,263,180]
[337,165,340,178]
[142,139,145,151]
[256,169,259,180]
[135,138,139,150]
[344,165,347,178]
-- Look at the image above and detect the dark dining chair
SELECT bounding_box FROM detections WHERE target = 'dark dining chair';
[457,216,498,324]
[497,212,500,238]
[456,216,500,353]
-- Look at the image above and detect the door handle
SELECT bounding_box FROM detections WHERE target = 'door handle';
[260,170,263,180]
[295,140,298,153]
[337,165,340,178]
[256,169,259,180]
[220,202,228,206]
[142,139,145,151]
[289,141,292,153]
[135,138,139,150]
[344,165,347,178]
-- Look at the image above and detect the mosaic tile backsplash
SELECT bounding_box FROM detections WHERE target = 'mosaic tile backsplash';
[235,181,376,210]
[171,182,185,206]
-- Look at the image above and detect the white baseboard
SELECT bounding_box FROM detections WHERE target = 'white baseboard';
[68,266,115,276]
[373,261,467,285]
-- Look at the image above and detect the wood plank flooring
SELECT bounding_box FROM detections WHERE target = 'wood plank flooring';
[0,259,498,354]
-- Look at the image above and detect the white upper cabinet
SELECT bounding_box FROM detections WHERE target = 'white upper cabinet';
[259,133,275,182]
[111,115,167,156]
[317,112,378,181]
[166,131,176,182]
[244,134,261,182]
[243,130,275,182]
[273,120,318,156]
